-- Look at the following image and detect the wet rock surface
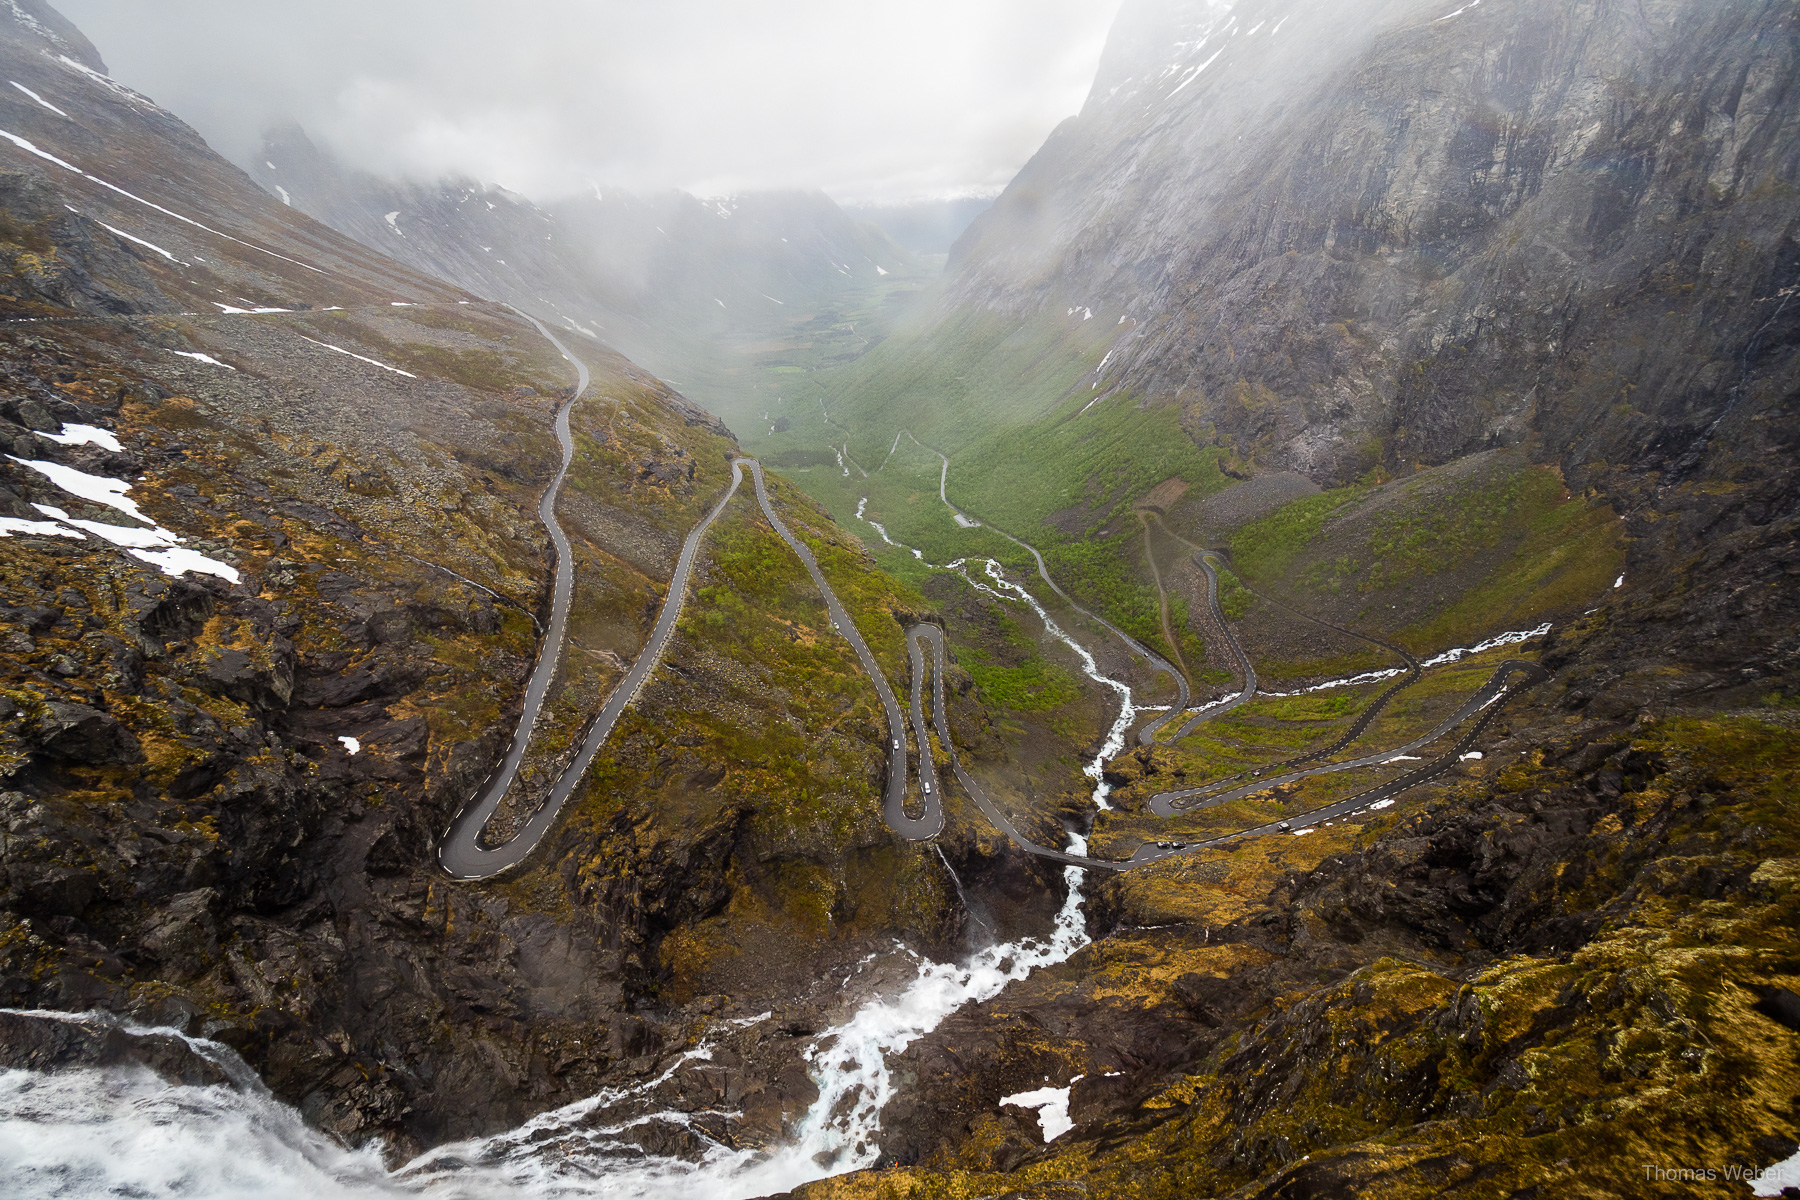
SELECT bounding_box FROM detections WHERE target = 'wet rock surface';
[0,1009,233,1087]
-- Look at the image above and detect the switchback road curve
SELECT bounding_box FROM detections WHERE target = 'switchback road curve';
[438,327,1549,879]
[1161,544,1425,790]
[439,452,937,880]
[1129,658,1549,865]
[1146,655,1547,817]
[908,623,1123,872]
[742,459,939,841]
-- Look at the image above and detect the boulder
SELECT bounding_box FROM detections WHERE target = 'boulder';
[33,701,142,764]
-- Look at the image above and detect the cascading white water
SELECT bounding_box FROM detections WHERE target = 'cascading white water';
[852,488,1143,811]
[0,844,1091,1200]
[976,560,1136,810]
[1,478,1132,1200]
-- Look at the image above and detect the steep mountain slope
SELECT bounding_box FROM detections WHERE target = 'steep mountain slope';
[764,0,1796,714]
[744,0,1800,1195]
[248,126,935,440]
[953,0,1798,527]
[0,0,977,1156]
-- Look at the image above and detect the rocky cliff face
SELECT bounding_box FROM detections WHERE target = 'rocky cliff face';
[951,0,1798,551]
[0,2,971,1158]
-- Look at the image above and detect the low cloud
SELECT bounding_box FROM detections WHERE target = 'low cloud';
[56,0,1121,203]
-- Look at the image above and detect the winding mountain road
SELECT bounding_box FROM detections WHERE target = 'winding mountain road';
[741,459,939,840]
[439,312,592,879]
[1171,553,1259,737]
[1154,538,1426,792]
[437,328,1549,881]
[908,623,1123,872]
[1126,658,1548,865]
[879,431,1193,741]
[440,446,938,878]
[1146,646,1546,814]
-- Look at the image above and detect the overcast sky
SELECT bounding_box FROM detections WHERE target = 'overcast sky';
[56,0,1122,204]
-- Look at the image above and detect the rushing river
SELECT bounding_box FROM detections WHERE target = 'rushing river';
[1,839,1091,1199]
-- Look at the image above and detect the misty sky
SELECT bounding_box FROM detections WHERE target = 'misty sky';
[56,0,1122,204]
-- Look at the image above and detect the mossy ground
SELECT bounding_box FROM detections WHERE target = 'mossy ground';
[1195,449,1627,656]
[515,464,961,1000]
[793,704,1800,1200]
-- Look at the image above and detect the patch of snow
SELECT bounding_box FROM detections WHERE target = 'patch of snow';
[273,184,290,206]
[0,126,76,170]
[761,293,784,305]
[338,736,361,755]
[1614,574,1624,588]
[1460,751,1484,761]
[42,422,121,451]
[1754,1146,1800,1196]
[128,546,239,583]
[264,161,276,170]
[92,216,183,263]
[212,303,291,314]
[715,298,725,308]
[3,2,55,44]
[170,350,234,370]
[294,334,416,378]
[1001,1085,1073,1142]
[39,508,172,549]
[1436,0,1482,18]
[9,81,67,117]
[27,501,237,582]
[1386,754,1423,762]
[55,54,154,108]
[1247,20,1265,34]
[384,210,402,234]
[1291,827,1315,836]
[9,456,153,523]
[1367,798,1396,811]
[1169,48,1225,98]
[875,265,888,276]
[0,516,81,538]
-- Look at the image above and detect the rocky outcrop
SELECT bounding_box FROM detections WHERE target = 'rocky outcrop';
[796,608,1800,1197]
[0,1009,234,1087]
